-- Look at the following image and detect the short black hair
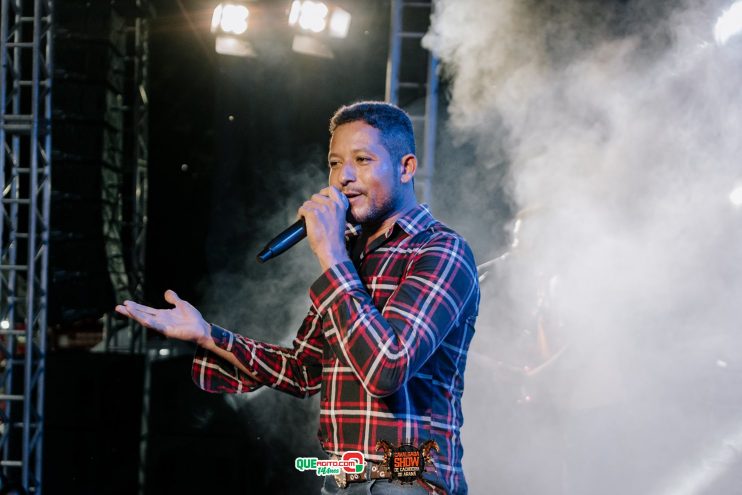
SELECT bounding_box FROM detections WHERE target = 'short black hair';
[329,101,416,165]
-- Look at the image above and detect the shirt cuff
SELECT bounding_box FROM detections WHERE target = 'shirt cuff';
[309,260,363,315]
[191,324,262,394]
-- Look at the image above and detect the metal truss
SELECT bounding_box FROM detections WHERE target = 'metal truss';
[104,1,150,355]
[95,9,152,491]
[386,0,439,206]
[102,10,131,324]
[129,13,152,495]
[130,11,149,329]
[0,0,53,491]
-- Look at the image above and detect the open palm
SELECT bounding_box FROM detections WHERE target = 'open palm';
[115,289,210,345]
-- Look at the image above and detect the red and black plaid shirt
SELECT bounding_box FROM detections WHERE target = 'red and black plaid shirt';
[192,203,479,494]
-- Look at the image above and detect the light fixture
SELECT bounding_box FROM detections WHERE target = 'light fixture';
[328,8,351,38]
[287,1,352,58]
[714,1,742,45]
[288,1,352,39]
[211,3,250,35]
[211,3,256,57]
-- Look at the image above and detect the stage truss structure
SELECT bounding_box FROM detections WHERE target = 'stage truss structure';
[386,0,439,207]
[0,0,53,492]
[103,1,151,356]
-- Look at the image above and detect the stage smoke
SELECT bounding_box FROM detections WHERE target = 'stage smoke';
[425,0,742,493]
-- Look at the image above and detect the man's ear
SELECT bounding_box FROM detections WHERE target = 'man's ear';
[399,154,417,184]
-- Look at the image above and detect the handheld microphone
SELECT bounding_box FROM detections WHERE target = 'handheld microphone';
[256,218,308,263]
[257,190,352,264]
[256,210,355,264]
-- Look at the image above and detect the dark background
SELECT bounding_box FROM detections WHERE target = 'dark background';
[42,1,503,493]
[146,0,393,302]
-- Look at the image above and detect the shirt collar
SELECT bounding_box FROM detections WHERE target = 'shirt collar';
[344,203,435,240]
[394,203,436,237]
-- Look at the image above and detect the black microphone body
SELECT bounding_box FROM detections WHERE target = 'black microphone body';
[257,209,355,263]
[256,218,307,263]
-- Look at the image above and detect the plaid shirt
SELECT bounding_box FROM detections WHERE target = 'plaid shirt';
[192,203,479,494]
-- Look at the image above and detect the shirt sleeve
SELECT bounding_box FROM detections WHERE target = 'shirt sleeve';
[191,307,325,398]
[309,231,479,398]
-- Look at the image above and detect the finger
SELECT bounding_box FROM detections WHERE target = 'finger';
[168,289,198,312]
[311,193,334,208]
[123,300,155,313]
[298,203,318,220]
[164,289,182,307]
[327,186,349,210]
[126,305,166,332]
[319,186,345,207]
[123,300,159,316]
[115,305,132,317]
[316,187,347,211]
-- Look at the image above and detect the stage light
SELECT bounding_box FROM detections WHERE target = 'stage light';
[0,320,9,330]
[290,1,328,33]
[328,8,351,38]
[211,3,250,35]
[211,3,255,57]
[288,1,351,38]
[729,185,742,206]
[714,1,742,45]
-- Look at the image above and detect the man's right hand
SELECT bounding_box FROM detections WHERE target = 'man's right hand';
[115,289,214,349]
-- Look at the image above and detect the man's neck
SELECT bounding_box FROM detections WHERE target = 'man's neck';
[361,198,419,249]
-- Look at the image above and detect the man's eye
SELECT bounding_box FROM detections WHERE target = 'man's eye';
[356,156,371,163]
[329,161,340,168]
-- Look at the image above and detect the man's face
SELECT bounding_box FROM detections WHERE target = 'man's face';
[328,121,403,225]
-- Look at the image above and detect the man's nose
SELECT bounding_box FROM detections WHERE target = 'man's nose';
[338,161,356,184]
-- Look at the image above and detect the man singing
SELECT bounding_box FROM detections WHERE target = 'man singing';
[116,101,480,494]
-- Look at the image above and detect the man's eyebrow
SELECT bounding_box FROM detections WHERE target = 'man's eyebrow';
[351,148,375,154]
[328,148,377,157]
